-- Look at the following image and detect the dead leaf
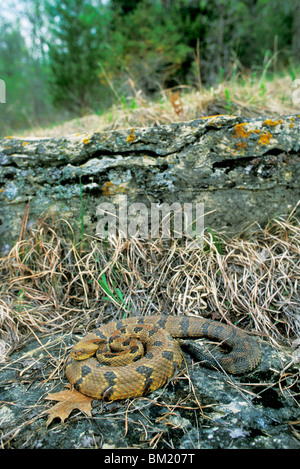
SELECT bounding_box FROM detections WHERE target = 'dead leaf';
[44,385,93,427]
[167,90,183,116]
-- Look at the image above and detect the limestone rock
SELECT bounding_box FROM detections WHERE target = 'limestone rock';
[0,115,299,252]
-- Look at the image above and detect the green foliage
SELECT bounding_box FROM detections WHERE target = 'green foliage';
[101,1,192,95]
[45,0,111,111]
[0,0,298,133]
[98,272,133,312]
[0,19,50,132]
[224,88,232,113]
[0,21,28,126]
[205,228,224,255]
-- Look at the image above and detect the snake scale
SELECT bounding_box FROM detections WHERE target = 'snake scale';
[65,315,261,401]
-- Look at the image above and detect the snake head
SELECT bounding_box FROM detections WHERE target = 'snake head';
[70,338,104,360]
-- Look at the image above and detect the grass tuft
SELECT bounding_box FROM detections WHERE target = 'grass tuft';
[11,72,299,139]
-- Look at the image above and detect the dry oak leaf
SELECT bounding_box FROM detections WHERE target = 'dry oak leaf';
[45,385,93,427]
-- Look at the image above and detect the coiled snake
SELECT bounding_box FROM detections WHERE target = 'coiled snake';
[65,315,261,401]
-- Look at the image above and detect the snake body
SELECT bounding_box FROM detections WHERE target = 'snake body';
[65,315,261,401]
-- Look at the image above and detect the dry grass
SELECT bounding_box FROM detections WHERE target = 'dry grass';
[0,206,299,448]
[0,203,299,356]
[12,74,298,138]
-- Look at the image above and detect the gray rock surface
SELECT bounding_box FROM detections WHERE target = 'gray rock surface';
[0,332,299,449]
[1,115,299,252]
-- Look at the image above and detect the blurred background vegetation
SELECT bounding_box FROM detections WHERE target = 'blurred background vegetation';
[0,0,299,136]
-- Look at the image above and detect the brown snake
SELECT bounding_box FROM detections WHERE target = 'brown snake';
[65,315,261,401]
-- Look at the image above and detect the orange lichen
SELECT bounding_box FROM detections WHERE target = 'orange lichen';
[236,141,247,150]
[258,131,272,145]
[22,141,30,146]
[233,123,251,138]
[126,128,136,144]
[101,181,114,195]
[263,119,283,127]
[83,137,90,144]
[5,136,13,139]
[101,181,127,196]
[232,122,273,149]
[289,117,295,128]
[233,123,262,139]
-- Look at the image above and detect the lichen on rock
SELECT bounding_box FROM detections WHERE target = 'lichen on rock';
[0,115,299,252]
